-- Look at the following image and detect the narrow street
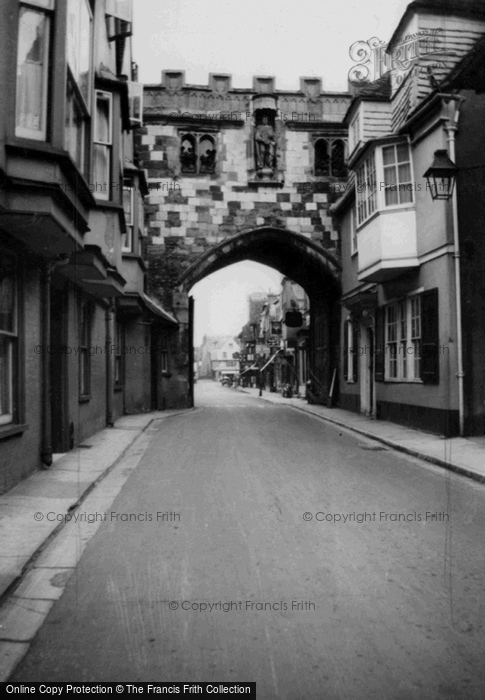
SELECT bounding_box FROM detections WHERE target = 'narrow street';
[11,381,485,698]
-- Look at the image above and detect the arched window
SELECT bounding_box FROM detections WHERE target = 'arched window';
[180,134,197,173]
[199,135,216,173]
[180,133,217,174]
[314,138,329,176]
[331,139,347,177]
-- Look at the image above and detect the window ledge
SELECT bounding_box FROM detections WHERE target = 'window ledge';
[79,395,91,403]
[384,379,423,384]
[0,423,28,440]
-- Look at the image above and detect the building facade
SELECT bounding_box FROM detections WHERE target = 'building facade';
[331,0,485,435]
[0,0,177,495]
[138,74,350,408]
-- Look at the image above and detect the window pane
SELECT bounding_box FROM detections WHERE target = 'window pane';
[16,8,50,139]
[331,140,347,177]
[398,163,411,183]
[65,85,84,169]
[180,135,197,173]
[67,0,92,108]
[384,165,397,186]
[382,146,395,165]
[95,93,111,143]
[0,337,13,425]
[123,183,133,224]
[122,227,133,252]
[199,136,216,173]
[314,139,329,176]
[0,263,15,334]
[399,185,413,204]
[385,187,398,206]
[396,144,409,163]
[93,145,110,193]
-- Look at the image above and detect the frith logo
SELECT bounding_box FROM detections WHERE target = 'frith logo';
[348,29,451,89]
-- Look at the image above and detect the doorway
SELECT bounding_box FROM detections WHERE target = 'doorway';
[360,324,375,416]
[50,282,69,452]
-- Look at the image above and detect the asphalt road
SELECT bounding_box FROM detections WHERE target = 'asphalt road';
[11,381,485,698]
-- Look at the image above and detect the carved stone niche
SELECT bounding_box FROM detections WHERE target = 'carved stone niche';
[162,71,185,93]
[209,74,232,95]
[253,76,275,94]
[300,77,322,101]
[251,96,278,181]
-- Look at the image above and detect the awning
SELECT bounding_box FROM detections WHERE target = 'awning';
[239,364,259,375]
[141,294,178,326]
[260,349,282,372]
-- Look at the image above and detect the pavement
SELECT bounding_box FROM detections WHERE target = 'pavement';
[0,411,190,606]
[237,386,485,483]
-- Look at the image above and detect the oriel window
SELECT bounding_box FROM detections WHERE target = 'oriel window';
[122,178,134,252]
[93,91,113,199]
[65,0,92,177]
[15,1,55,140]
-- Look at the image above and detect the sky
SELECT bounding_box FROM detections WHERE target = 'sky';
[132,0,411,344]
[133,0,410,92]
[191,262,282,346]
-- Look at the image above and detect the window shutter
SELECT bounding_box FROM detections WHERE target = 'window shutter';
[343,320,349,381]
[352,322,359,382]
[421,288,439,384]
[375,308,385,382]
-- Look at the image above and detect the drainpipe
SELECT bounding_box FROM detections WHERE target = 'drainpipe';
[105,301,115,427]
[443,97,465,436]
[41,255,70,467]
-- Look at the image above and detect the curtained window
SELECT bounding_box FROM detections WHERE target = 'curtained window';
[15,2,54,140]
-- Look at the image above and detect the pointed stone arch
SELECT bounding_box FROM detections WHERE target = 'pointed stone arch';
[176,226,341,296]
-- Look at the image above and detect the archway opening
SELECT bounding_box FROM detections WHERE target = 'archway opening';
[177,227,341,407]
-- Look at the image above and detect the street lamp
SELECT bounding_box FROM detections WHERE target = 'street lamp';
[424,140,464,436]
[424,149,458,201]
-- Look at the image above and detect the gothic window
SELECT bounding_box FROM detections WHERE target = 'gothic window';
[314,138,348,177]
[180,133,216,174]
[314,139,330,176]
[199,135,216,173]
[180,134,197,173]
[331,140,347,177]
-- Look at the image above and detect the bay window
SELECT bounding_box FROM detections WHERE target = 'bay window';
[93,91,113,199]
[382,144,413,206]
[15,0,54,140]
[356,151,377,225]
[65,0,92,175]
[355,142,414,226]
[0,257,18,426]
[122,178,134,252]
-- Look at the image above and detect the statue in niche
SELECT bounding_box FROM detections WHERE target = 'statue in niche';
[254,116,276,172]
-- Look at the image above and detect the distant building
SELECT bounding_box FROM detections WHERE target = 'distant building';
[198,335,240,379]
